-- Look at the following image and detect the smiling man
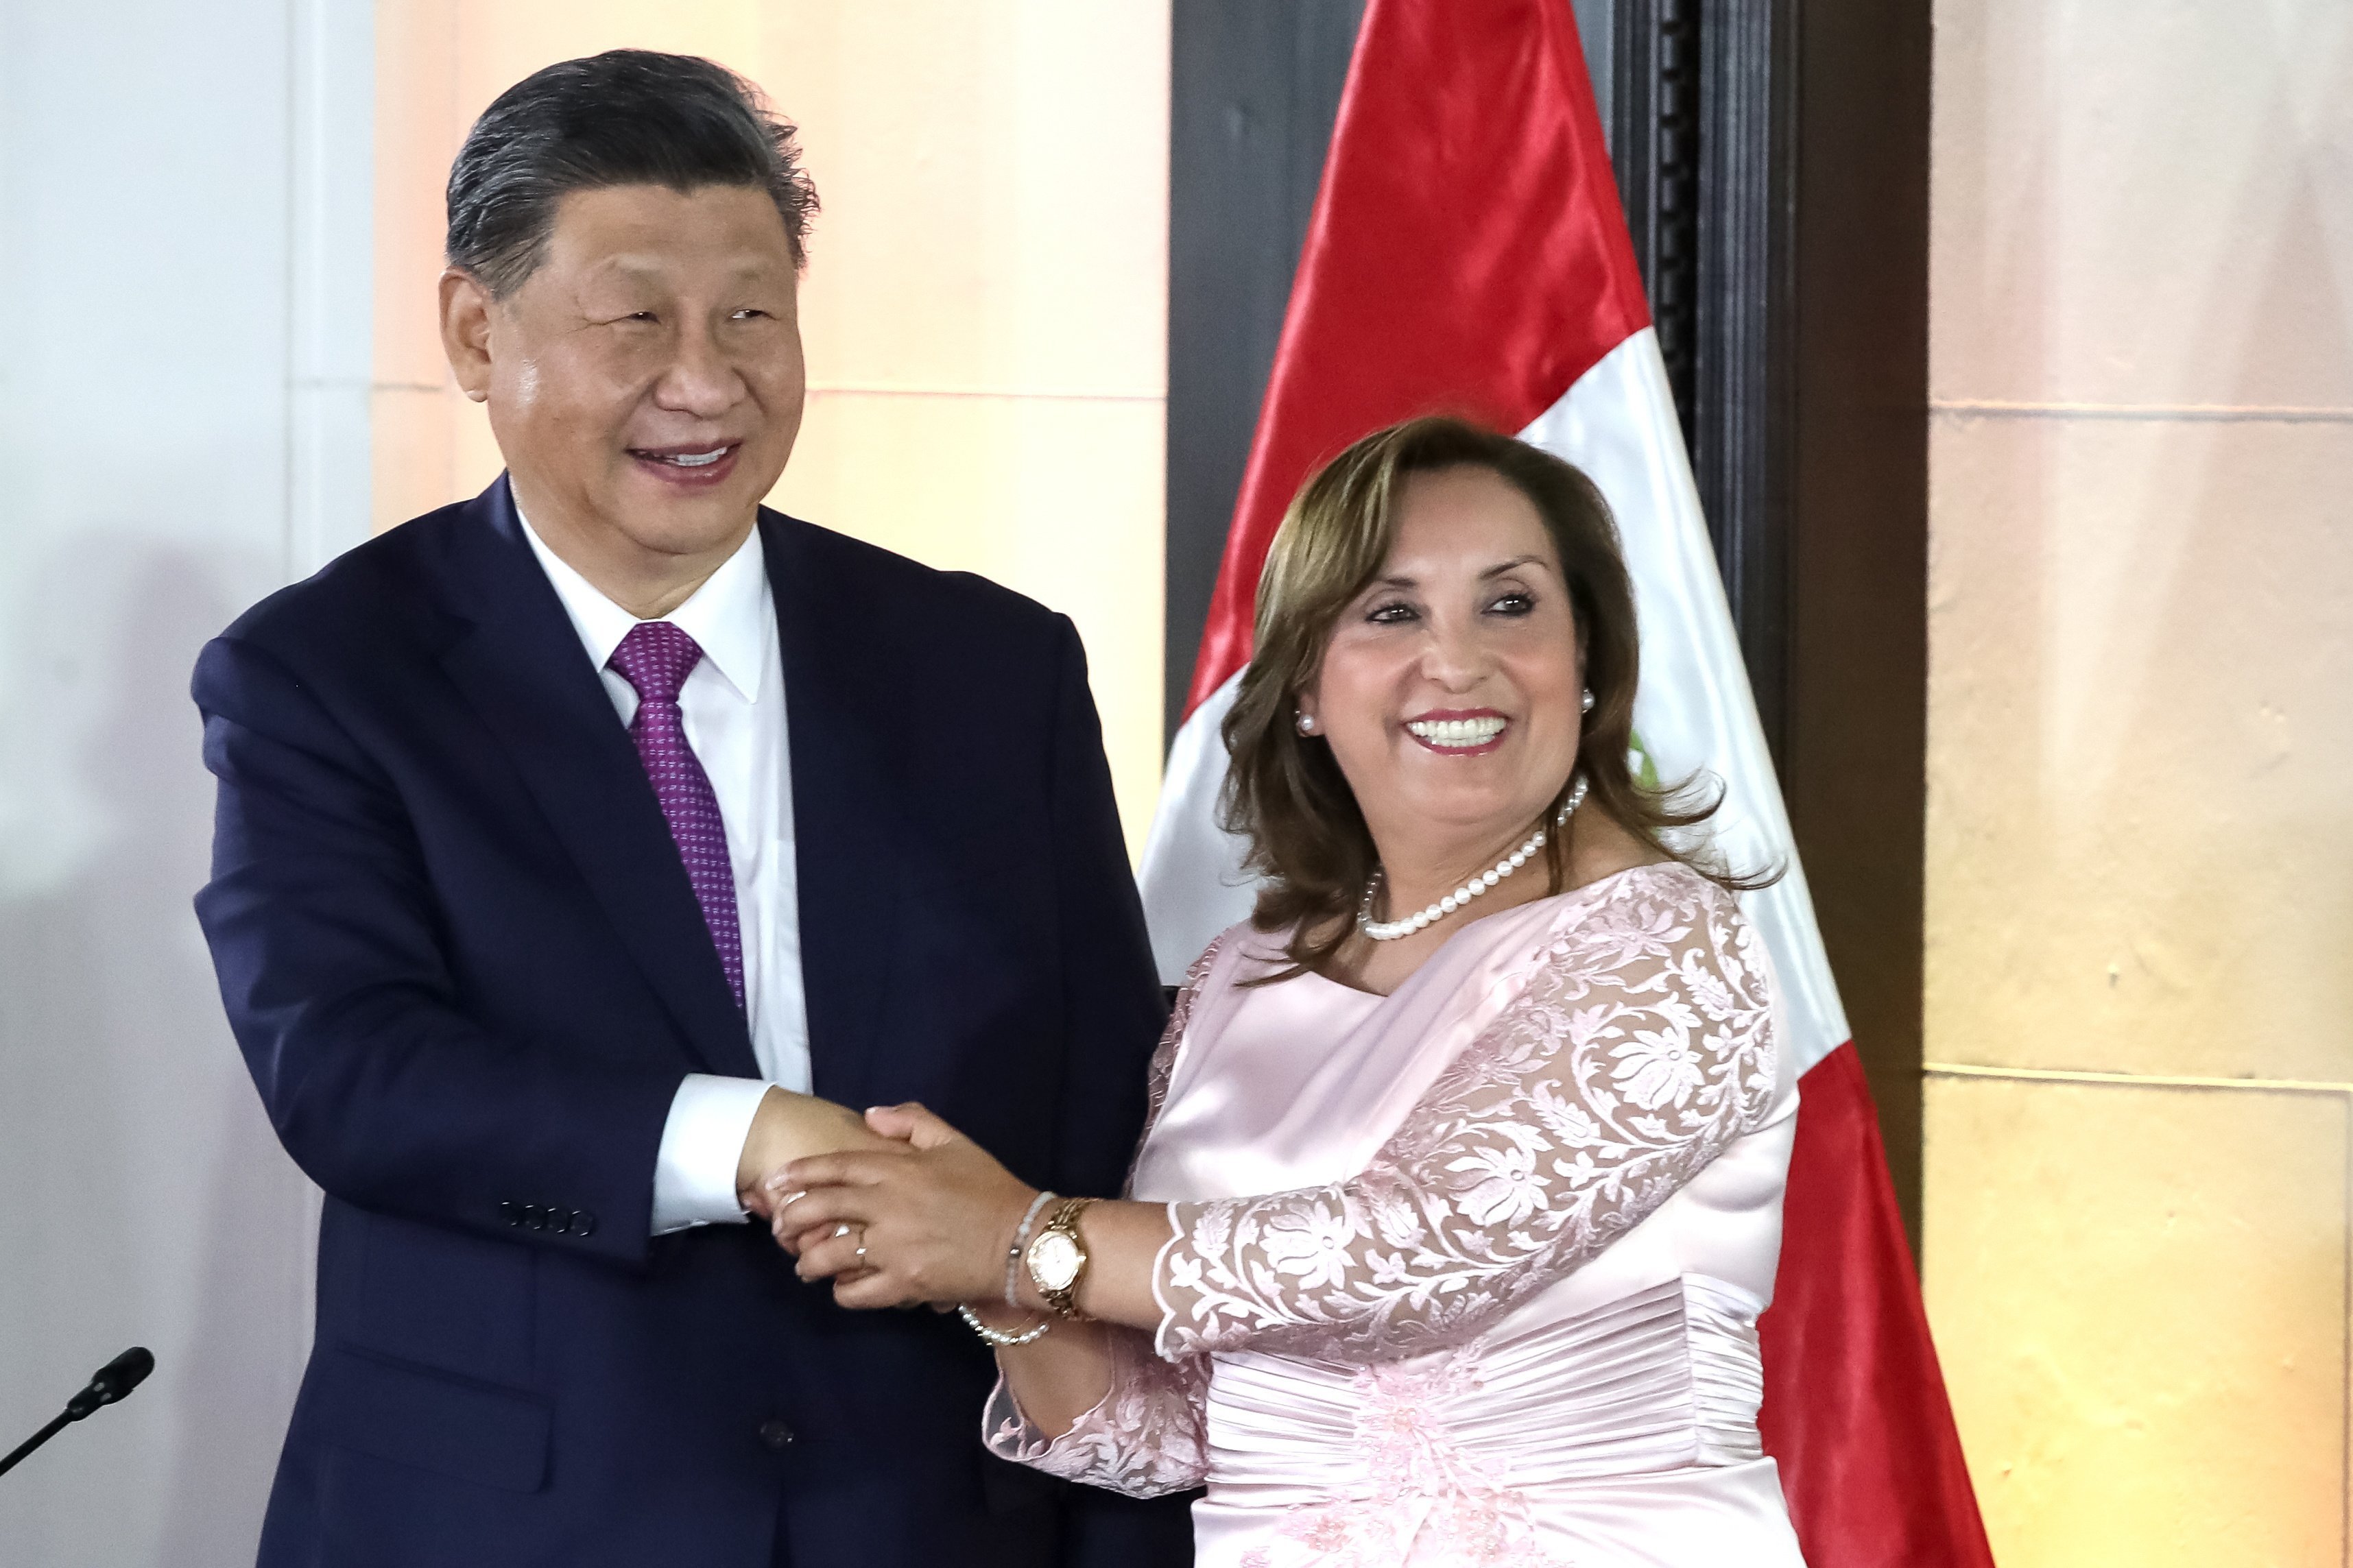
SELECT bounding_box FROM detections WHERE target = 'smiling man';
[192,51,1186,1568]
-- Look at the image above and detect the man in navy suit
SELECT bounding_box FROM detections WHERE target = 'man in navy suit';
[193,50,1189,1567]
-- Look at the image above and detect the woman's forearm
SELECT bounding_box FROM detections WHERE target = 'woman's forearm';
[1008,1197,1174,1333]
[977,1309,1121,1438]
[957,1200,1176,1435]
[946,1198,1173,1438]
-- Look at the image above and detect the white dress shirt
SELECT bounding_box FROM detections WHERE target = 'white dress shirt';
[518,511,809,1234]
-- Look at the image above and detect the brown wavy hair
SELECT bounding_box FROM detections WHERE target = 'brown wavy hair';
[1219,415,1769,978]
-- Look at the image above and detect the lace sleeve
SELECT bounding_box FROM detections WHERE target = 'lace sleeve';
[983,1327,1211,1496]
[979,934,1228,1495]
[1153,870,1778,1362]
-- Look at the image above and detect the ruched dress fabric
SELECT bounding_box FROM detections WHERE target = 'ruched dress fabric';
[986,863,1808,1566]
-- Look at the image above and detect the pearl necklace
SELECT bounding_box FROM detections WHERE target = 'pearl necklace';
[1358,777,1589,941]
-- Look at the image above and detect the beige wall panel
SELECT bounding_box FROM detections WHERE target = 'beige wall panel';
[1924,1074,2348,1568]
[372,0,462,533]
[775,391,1164,857]
[753,3,1169,398]
[453,0,761,103]
[1931,0,2353,409]
[372,385,456,537]
[1924,413,2353,1080]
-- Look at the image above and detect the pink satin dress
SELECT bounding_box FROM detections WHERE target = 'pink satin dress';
[989,863,1807,1566]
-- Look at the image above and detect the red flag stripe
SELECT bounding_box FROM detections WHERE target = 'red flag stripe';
[1762,1046,1998,1568]
[1182,0,1649,717]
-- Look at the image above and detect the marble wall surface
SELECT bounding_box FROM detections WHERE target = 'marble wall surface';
[1924,3,2353,1562]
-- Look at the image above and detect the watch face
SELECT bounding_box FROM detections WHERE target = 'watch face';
[1028,1230,1082,1293]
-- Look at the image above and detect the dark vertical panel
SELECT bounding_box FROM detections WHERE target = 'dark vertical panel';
[1611,0,1789,769]
[1610,1,1706,447]
[1691,0,1794,771]
[1614,0,1928,1244]
[1780,0,1933,1245]
[1165,0,1365,738]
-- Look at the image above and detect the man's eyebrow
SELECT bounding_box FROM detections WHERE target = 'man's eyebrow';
[587,254,786,280]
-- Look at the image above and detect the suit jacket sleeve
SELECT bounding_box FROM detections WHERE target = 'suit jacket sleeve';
[1040,617,1166,1199]
[194,632,678,1268]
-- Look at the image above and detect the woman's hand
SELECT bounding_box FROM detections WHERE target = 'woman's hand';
[772,1102,1036,1310]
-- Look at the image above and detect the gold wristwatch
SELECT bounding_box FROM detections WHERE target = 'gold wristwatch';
[1023,1197,1096,1319]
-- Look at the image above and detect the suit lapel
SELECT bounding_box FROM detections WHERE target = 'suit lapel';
[765,511,902,1109]
[433,479,759,1080]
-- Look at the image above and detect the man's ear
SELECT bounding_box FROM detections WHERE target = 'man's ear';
[439,269,496,404]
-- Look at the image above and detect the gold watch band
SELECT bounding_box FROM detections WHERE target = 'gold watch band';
[1025,1196,1096,1319]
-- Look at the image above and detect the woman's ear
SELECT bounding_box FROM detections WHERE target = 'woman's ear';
[1293,686,1323,737]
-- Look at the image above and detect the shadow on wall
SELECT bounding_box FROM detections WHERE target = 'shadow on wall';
[0,544,315,1567]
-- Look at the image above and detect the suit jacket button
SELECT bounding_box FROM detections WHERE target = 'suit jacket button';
[501,1202,523,1227]
[569,1210,596,1237]
[524,1205,549,1230]
[758,1420,795,1451]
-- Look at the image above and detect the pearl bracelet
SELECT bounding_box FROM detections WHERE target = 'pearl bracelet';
[959,1304,1051,1347]
[1005,1190,1058,1310]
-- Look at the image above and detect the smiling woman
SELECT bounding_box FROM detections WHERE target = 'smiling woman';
[1226,415,1769,985]
[773,414,1811,1566]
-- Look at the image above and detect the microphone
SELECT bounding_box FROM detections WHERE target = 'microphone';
[0,1348,155,1480]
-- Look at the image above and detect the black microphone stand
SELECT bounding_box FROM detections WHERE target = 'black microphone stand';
[0,1348,154,1480]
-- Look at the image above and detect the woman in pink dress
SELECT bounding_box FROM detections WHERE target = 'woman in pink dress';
[776,416,1807,1566]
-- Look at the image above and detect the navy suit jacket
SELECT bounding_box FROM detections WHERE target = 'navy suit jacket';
[194,479,1192,1567]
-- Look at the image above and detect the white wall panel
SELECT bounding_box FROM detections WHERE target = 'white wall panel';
[0,1,372,1561]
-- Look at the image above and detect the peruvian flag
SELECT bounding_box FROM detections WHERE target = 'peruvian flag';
[1137,2,1994,1564]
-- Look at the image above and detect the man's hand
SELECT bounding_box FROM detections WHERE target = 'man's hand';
[734,1087,907,1219]
[768,1103,1036,1310]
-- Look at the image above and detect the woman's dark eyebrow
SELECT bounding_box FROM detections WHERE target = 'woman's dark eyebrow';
[1367,555,1546,592]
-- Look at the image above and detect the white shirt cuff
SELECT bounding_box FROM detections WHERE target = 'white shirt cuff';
[652,1074,775,1234]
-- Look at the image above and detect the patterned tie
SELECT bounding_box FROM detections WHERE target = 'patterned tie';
[607,622,744,1009]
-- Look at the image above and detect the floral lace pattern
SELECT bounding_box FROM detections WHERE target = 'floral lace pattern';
[1156,868,1778,1362]
[1223,1346,1570,1568]
[983,1317,1212,1497]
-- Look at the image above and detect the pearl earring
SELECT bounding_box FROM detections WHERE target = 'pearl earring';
[1295,712,1317,736]
[1580,688,1595,714]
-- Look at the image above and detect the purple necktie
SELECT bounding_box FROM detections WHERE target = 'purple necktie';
[608,622,744,1009]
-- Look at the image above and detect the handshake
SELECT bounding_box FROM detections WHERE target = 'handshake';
[728,1087,1040,1316]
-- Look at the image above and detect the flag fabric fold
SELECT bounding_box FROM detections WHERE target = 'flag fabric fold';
[1136,1,1994,1563]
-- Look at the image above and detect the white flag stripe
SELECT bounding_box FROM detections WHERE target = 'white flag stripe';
[1138,671,1256,981]
[1520,329,1849,1072]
